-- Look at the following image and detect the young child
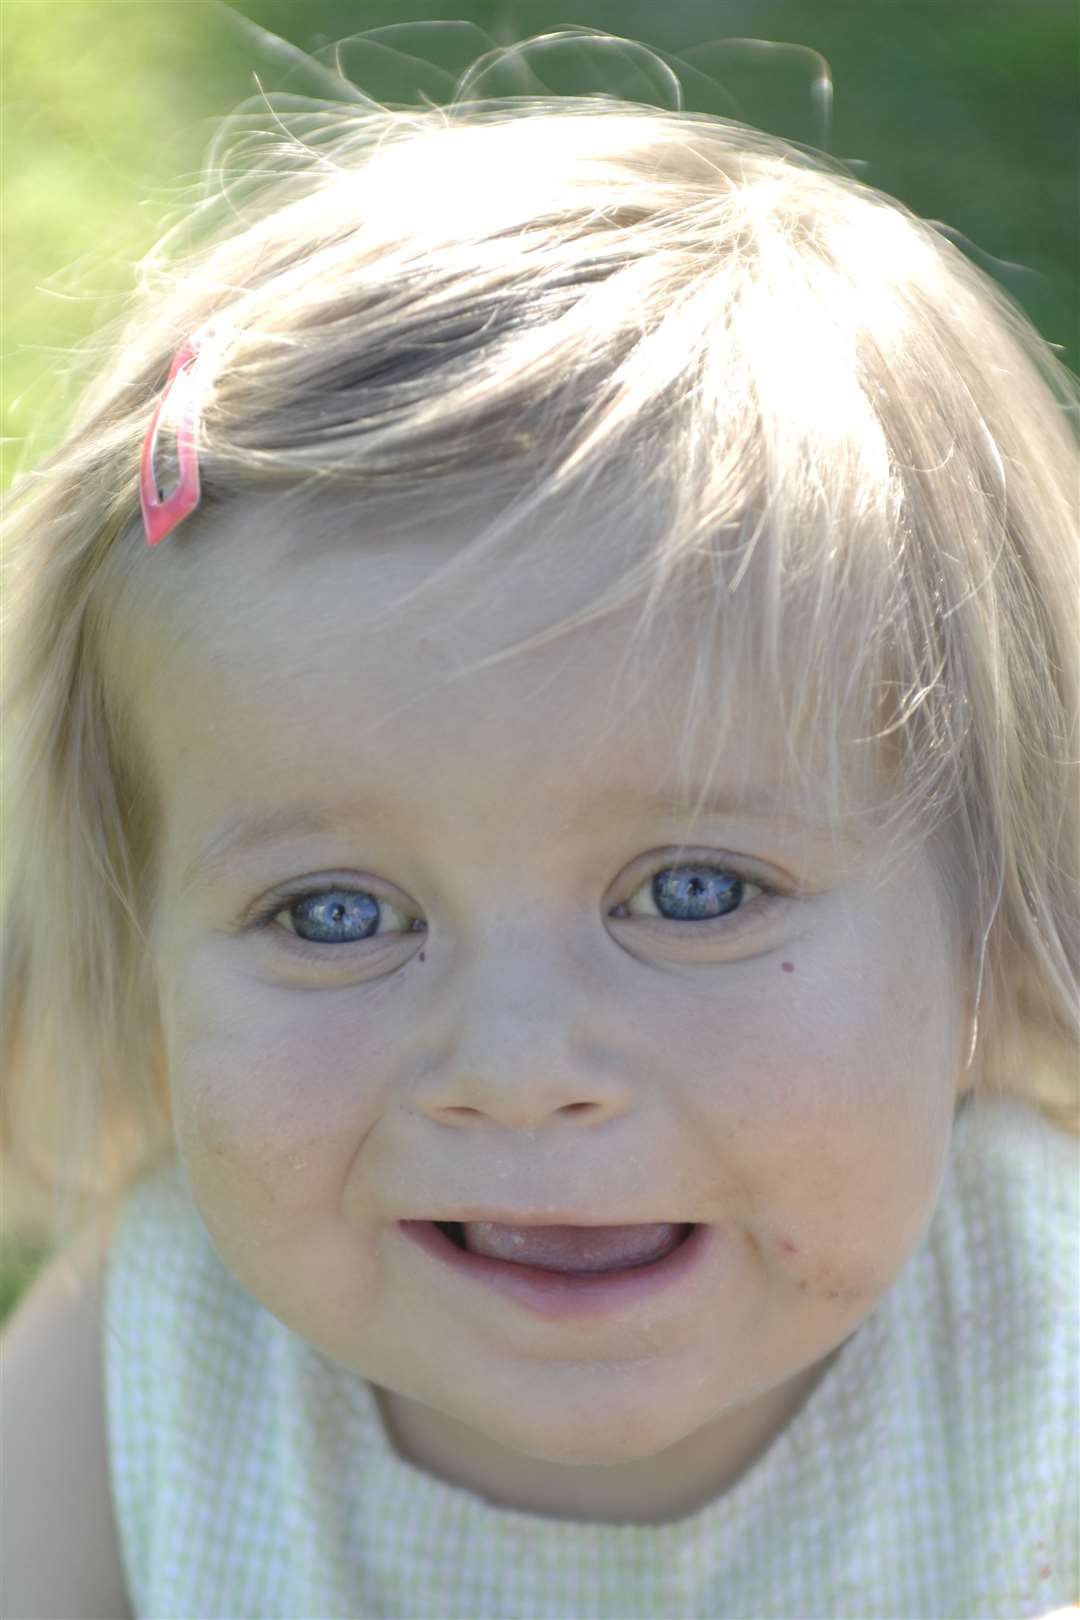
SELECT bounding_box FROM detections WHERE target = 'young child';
[2,66,1077,1620]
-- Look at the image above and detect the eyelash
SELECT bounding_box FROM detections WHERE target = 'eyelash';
[246,862,787,962]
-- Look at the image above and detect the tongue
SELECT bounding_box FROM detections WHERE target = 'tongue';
[461,1222,684,1274]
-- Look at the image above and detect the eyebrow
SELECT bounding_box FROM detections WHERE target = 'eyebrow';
[179,790,861,895]
[179,804,361,895]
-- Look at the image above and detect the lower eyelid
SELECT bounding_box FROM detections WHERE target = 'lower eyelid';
[612,886,791,938]
[268,914,425,963]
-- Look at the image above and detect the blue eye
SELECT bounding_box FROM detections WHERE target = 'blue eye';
[622,863,760,923]
[249,859,774,961]
[654,865,742,920]
[264,888,419,946]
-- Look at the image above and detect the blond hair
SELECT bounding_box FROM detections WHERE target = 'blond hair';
[3,83,1077,1252]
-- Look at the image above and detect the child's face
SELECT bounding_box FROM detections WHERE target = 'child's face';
[128,496,971,1523]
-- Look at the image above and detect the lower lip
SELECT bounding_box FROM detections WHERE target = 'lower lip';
[398,1220,712,1319]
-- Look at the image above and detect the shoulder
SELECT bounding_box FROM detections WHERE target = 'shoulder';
[946,1095,1078,1266]
[934,1099,1078,1493]
[0,1226,133,1619]
[943,1097,1078,1348]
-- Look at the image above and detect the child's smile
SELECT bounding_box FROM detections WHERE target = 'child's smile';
[397,1215,709,1319]
[116,492,973,1524]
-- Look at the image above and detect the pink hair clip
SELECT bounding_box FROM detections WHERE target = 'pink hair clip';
[140,325,216,546]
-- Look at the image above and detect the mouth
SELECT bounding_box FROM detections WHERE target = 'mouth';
[400,1219,709,1320]
[433,1219,696,1271]
[430,1218,693,1257]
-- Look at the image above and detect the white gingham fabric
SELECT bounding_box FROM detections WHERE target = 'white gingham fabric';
[104,1097,1079,1619]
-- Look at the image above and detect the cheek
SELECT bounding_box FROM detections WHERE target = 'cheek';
[703,937,961,1301]
[162,946,399,1219]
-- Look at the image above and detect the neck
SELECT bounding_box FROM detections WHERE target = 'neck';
[374,1352,837,1525]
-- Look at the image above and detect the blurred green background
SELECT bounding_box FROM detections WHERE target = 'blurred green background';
[1,0,1077,1314]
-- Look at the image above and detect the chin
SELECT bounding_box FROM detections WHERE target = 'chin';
[477,1394,690,1470]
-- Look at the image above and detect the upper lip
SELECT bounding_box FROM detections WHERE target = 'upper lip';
[405,1212,694,1227]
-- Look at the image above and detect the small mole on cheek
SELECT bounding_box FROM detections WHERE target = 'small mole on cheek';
[418,950,426,963]
[780,961,795,973]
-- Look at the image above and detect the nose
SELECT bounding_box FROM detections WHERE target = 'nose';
[407,928,631,1130]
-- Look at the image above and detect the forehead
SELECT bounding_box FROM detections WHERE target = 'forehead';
[114,491,876,845]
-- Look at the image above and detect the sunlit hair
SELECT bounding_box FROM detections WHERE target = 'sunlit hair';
[3,88,1077,1251]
